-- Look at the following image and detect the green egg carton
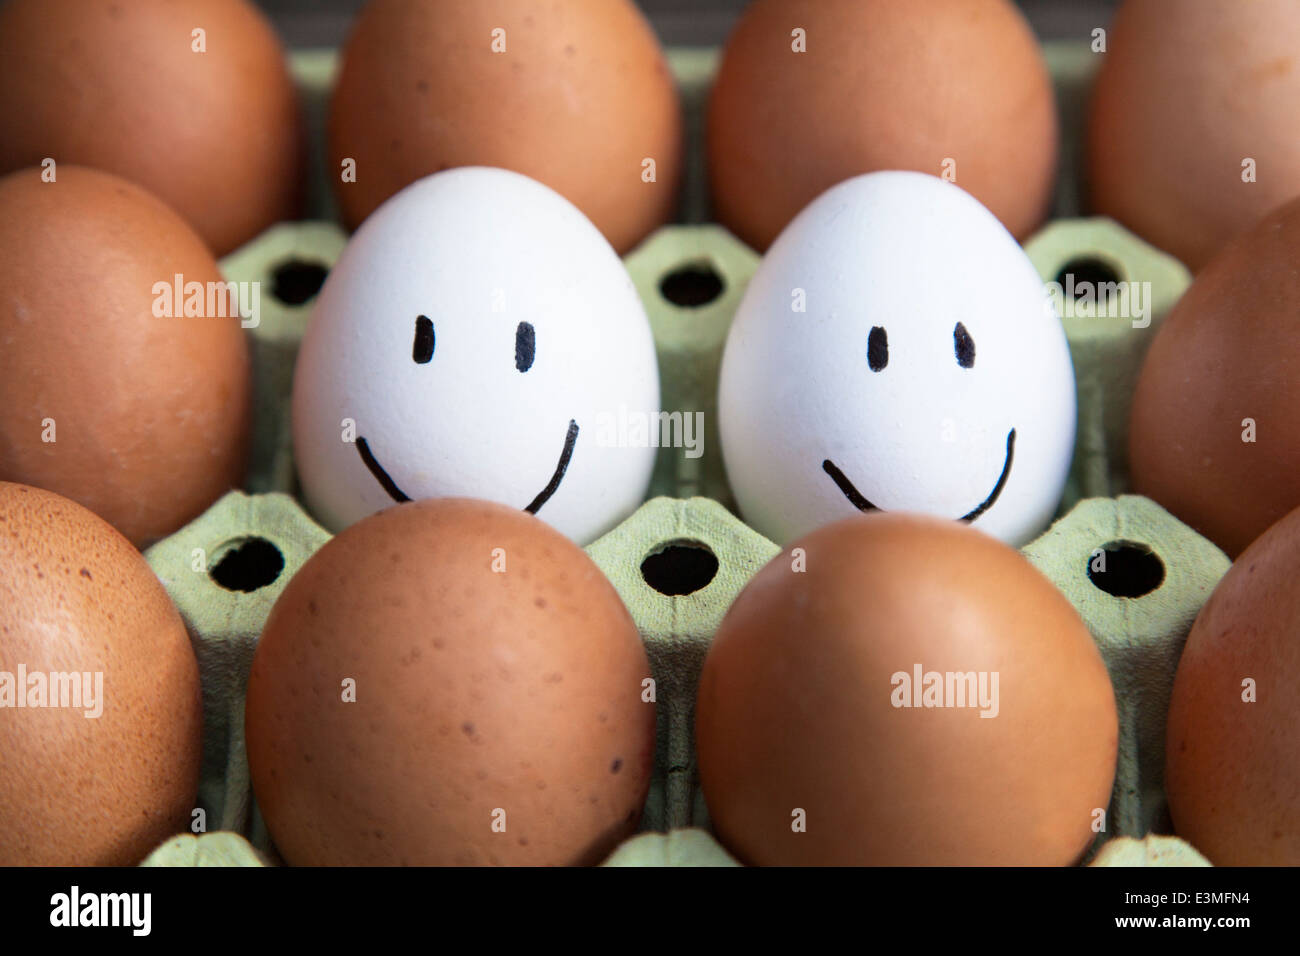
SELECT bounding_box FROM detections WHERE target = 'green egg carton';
[1025,218,1191,509]
[139,42,1228,867]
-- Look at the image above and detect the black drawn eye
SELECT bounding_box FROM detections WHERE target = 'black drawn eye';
[412,315,435,364]
[515,321,536,372]
[954,322,975,369]
[867,325,888,371]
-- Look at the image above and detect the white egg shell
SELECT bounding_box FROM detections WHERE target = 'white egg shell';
[292,167,660,544]
[718,171,1075,546]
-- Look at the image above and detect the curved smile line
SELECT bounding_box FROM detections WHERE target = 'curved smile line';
[356,419,580,515]
[822,428,1016,523]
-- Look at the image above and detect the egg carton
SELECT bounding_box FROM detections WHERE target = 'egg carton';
[140,42,1228,867]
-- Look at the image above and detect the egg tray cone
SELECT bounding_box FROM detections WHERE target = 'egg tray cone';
[138,43,1224,867]
[1024,219,1191,509]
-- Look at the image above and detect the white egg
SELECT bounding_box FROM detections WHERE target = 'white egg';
[292,167,660,544]
[718,171,1075,546]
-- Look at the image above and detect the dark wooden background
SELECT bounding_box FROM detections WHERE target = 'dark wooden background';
[255,0,1121,48]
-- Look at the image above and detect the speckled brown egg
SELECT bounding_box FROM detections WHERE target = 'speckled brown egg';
[328,0,683,255]
[0,482,203,866]
[0,0,304,256]
[1165,503,1300,865]
[696,513,1118,866]
[1087,0,1300,271]
[0,166,252,548]
[707,0,1058,252]
[245,497,655,866]
[1129,195,1300,558]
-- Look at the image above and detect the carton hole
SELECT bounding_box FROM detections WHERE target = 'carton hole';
[1087,540,1164,598]
[640,540,718,596]
[210,537,285,593]
[659,261,725,309]
[1055,256,1123,298]
[271,258,329,306]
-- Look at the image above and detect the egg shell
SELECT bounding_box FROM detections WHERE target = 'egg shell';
[0,482,202,866]
[1129,195,1300,558]
[1165,503,1300,865]
[1087,0,1300,271]
[718,171,1076,547]
[329,0,683,254]
[707,0,1058,252]
[0,166,253,548]
[695,512,1118,866]
[0,0,305,256]
[244,497,656,866]
[292,167,660,546]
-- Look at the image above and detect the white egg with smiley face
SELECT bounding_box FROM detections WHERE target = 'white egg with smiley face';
[292,167,660,545]
[719,171,1076,547]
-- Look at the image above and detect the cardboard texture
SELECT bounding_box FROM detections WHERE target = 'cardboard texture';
[144,492,331,849]
[1024,496,1230,840]
[1025,218,1191,510]
[624,225,759,505]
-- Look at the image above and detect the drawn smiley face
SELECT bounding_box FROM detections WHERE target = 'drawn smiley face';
[820,321,1016,523]
[353,315,580,515]
[292,167,660,545]
[718,171,1076,547]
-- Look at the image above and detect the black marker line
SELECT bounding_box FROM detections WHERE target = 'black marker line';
[357,420,580,515]
[958,429,1015,523]
[822,428,1016,523]
[525,419,579,514]
[822,458,876,511]
[357,436,411,503]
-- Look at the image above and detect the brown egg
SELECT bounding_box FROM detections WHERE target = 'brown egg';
[1087,0,1300,271]
[707,0,1057,252]
[245,497,655,866]
[695,513,1117,866]
[0,0,304,256]
[329,0,683,255]
[1165,504,1300,865]
[1128,196,1300,558]
[0,482,202,866]
[0,166,252,548]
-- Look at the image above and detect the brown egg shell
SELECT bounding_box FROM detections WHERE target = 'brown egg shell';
[707,0,1058,252]
[0,482,203,866]
[0,166,253,548]
[1129,195,1300,559]
[1087,0,1300,271]
[1165,503,1300,865]
[328,0,683,255]
[696,512,1118,866]
[0,0,305,256]
[245,497,656,866]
